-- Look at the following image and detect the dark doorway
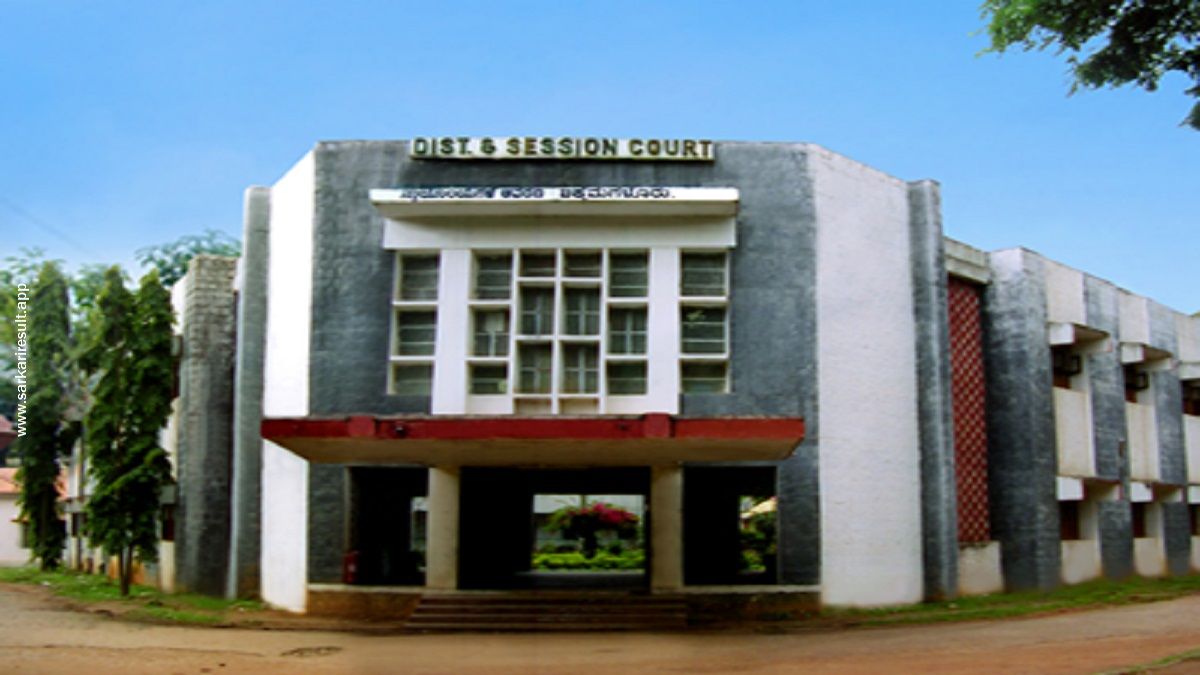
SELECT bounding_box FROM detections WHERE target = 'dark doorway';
[347,467,427,585]
[458,467,650,590]
[684,466,778,585]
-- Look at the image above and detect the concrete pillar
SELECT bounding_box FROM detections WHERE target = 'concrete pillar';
[426,467,460,590]
[227,186,270,599]
[650,465,684,592]
[908,180,959,601]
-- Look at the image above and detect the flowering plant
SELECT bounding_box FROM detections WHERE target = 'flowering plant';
[546,502,639,557]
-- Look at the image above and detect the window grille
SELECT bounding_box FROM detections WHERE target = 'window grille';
[474,254,512,300]
[394,311,437,356]
[398,255,439,301]
[607,362,647,395]
[681,252,727,296]
[392,364,433,395]
[563,288,600,336]
[608,307,647,355]
[681,362,727,393]
[681,306,727,354]
[609,252,648,297]
[564,252,601,277]
[520,252,556,277]
[518,344,552,394]
[473,310,510,357]
[520,287,555,336]
[470,364,508,395]
[561,344,599,394]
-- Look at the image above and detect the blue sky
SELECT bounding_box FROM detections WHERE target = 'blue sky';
[2,1,1197,311]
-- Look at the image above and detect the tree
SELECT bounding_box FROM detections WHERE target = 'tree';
[135,229,241,287]
[13,262,74,569]
[83,267,175,596]
[0,249,63,428]
[981,0,1200,129]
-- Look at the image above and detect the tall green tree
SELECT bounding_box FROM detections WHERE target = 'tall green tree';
[981,0,1200,129]
[83,267,174,595]
[135,229,241,287]
[13,262,73,569]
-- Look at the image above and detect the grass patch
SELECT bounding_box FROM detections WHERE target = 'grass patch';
[828,575,1200,627]
[0,566,264,625]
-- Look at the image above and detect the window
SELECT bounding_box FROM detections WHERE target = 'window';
[563,288,600,336]
[518,344,552,394]
[609,252,648,297]
[1131,502,1151,538]
[398,255,439,301]
[682,252,727,296]
[470,364,508,395]
[682,362,727,393]
[1059,501,1081,540]
[394,311,436,356]
[520,252,556,277]
[564,252,601,278]
[392,364,433,396]
[1124,365,1150,403]
[1051,345,1081,389]
[473,310,510,357]
[474,254,512,300]
[608,307,647,355]
[561,344,599,394]
[607,362,647,395]
[681,307,727,354]
[520,287,555,336]
[1183,381,1200,416]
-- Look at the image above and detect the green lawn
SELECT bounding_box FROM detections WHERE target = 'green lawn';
[0,566,262,625]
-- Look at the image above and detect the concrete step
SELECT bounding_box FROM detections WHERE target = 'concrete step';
[406,593,688,632]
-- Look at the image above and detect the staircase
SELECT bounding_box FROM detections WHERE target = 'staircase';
[405,592,688,632]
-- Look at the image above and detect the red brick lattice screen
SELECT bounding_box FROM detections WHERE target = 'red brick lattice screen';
[948,277,991,543]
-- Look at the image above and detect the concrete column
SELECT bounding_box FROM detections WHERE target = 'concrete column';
[426,467,461,591]
[650,466,684,592]
[907,180,959,601]
[227,186,270,599]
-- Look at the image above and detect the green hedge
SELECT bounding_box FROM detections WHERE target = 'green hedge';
[532,549,645,570]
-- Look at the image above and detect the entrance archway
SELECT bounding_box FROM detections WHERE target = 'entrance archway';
[458,467,650,590]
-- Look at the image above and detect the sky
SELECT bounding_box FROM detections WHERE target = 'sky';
[2,1,1197,312]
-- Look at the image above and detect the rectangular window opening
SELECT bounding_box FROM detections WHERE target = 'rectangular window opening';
[607,362,647,395]
[682,361,728,394]
[520,252,556,278]
[682,252,727,297]
[474,253,512,300]
[564,252,601,278]
[563,288,601,336]
[470,364,508,395]
[608,307,647,355]
[394,311,437,356]
[520,287,555,336]
[561,344,599,394]
[682,306,727,354]
[518,344,553,394]
[609,252,648,297]
[472,309,510,357]
[398,255,439,301]
[391,364,433,396]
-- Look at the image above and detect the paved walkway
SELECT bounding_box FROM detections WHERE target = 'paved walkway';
[2,583,1199,674]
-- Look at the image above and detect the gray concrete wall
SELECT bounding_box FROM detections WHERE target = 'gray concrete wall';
[174,255,238,596]
[982,249,1061,591]
[227,187,269,599]
[908,180,958,601]
[1149,301,1190,575]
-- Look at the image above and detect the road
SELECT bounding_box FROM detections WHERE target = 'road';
[2,583,1199,674]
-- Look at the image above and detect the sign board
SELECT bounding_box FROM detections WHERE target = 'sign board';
[410,136,715,162]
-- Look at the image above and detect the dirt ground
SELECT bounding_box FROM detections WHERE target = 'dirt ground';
[2,584,1200,674]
